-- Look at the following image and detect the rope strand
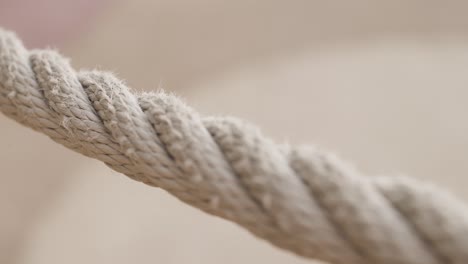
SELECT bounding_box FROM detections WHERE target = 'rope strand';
[1,29,467,264]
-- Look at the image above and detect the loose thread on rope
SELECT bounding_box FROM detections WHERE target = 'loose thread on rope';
[1,28,468,264]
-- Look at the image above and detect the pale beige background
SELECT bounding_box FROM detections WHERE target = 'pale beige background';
[1,1,468,263]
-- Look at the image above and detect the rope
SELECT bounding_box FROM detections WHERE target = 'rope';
[1,28,468,264]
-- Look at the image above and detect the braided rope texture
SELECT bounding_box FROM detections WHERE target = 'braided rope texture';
[1,29,468,264]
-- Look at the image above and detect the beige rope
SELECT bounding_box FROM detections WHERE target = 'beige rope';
[1,28,468,264]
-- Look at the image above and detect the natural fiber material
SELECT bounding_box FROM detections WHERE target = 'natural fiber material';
[1,28,468,264]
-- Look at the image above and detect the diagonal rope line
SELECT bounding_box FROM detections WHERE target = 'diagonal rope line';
[1,28,468,264]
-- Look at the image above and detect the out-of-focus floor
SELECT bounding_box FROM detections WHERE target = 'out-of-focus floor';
[1,1,468,263]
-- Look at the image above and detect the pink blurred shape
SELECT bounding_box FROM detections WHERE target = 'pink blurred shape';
[0,0,109,47]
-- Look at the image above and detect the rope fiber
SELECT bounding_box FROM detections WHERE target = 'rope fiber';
[1,28,468,264]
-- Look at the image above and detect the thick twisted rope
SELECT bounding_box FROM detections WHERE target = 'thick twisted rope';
[1,29,468,264]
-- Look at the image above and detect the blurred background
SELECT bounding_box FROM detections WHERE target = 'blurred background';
[1,1,468,263]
